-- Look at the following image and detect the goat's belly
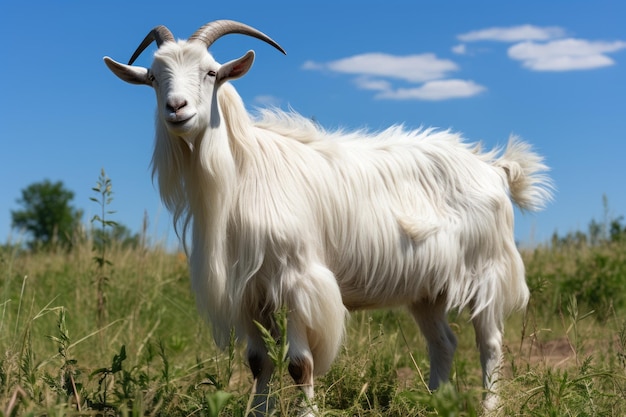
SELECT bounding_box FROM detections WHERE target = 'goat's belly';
[340,292,415,311]
[337,279,422,311]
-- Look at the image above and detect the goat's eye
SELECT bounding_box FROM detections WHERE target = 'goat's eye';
[207,70,217,77]
[148,72,156,83]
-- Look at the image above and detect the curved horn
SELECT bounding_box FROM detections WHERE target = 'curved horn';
[128,25,175,65]
[189,20,286,55]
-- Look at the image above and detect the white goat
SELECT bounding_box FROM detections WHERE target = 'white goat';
[104,20,552,415]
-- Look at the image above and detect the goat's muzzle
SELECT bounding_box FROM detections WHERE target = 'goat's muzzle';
[163,95,195,125]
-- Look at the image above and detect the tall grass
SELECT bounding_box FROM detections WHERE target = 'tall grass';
[2,211,626,415]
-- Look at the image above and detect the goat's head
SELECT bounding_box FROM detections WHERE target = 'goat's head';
[104,20,285,141]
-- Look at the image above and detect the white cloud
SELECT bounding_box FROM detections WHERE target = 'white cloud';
[302,60,324,71]
[254,95,282,107]
[457,24,626,72]
[304,53,484,101]
[508,39,626,71]
[375,79,486,101]
[354,76,392,92]
[310,52,459,83]
[452,44,467,55]
[458,24,566,43]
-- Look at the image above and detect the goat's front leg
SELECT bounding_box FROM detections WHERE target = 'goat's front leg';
[288,354,316,417]
[247,320,317,417]
[247,347,275,417]
[288,331,317,416]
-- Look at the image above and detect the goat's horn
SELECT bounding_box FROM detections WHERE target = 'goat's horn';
[189,20,286,55]
[128,25,175,65]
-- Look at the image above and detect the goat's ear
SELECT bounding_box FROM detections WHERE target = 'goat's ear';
[103,57,151,86]
[217,50,255,84]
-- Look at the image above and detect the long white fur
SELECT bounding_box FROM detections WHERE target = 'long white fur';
[109,37,552,412]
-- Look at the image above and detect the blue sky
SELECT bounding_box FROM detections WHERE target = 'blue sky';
[2,1,625,248]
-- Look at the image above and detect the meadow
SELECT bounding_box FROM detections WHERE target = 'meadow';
[1,219,625,416]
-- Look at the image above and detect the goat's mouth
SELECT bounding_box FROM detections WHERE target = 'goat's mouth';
[165,113,196,129]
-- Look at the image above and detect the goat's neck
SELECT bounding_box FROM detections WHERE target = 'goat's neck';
[185,124,237,325]
[189,124,236,230]
[175,123,238,347]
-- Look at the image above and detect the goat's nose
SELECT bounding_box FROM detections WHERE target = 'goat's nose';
[166,97,187,113]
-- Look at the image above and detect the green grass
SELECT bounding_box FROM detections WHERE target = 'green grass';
[1,234,625,416]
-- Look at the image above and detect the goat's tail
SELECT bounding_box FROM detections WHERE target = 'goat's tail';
[495,136,553,211]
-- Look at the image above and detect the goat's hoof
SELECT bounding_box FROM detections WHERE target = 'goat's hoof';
[296,403,318,417]
[482,393,500,413]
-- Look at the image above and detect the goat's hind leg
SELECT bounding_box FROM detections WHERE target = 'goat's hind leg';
[472,308,503,411]
[409,298,458,391]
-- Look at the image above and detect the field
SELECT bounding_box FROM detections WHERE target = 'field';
[1,228,625,416]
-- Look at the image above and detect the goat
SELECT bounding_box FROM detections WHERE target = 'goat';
[104,20,552,415]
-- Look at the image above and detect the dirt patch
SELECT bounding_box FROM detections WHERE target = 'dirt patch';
[519,336,577,368]
[396,366,418,389]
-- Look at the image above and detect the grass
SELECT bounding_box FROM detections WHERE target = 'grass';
[1,226,626,415]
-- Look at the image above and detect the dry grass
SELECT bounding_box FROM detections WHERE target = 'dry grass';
[1,235,625,416]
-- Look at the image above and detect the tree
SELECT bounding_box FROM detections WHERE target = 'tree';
[11,180,83,249]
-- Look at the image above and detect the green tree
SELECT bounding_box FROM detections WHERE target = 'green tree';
[11,180,83,249]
